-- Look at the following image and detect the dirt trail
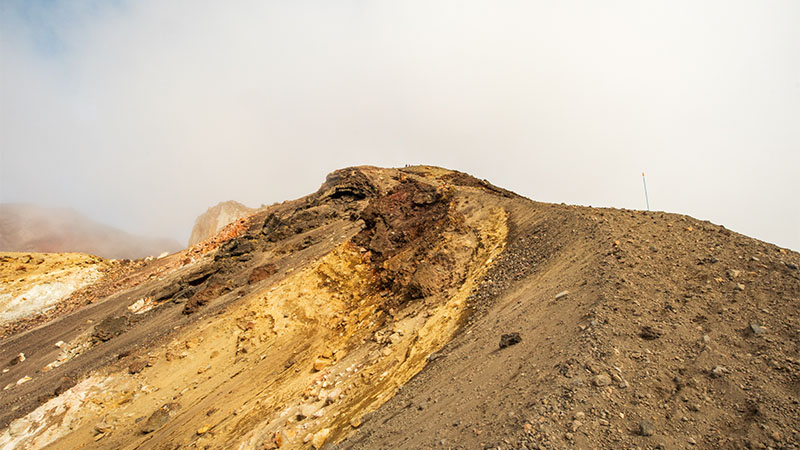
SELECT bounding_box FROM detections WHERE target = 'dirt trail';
[0,166,798,450]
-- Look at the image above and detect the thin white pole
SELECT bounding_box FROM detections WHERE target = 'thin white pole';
[642,172,650,211]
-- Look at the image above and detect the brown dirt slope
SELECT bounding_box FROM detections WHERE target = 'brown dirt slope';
[336,181,800,450]
[0,166,797,450]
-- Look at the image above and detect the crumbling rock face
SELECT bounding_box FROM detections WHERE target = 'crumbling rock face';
[315,167,379,203]
[437,170,517,198]
[350,177,470,302]
[183,276,232,314]
[214,236,255,261]
[353,178,450,261]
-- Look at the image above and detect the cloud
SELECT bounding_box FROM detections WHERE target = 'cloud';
[1,0,799,250]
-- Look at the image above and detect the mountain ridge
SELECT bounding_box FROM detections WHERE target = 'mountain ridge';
[0,166,797,449]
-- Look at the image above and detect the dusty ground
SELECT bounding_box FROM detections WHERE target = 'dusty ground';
[0,166,797,450]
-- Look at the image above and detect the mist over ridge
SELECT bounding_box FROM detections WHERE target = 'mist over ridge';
[1,1,798,250]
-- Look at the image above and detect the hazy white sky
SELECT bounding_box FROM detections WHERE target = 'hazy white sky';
[1,1,798,250]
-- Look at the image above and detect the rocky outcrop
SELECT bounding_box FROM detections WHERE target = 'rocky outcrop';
[187,201,255,247]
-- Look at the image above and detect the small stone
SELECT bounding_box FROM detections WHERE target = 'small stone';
[735,283,746,291]
[702,335,711,344]
[786,262,799,271]
[574,411,585,420]
[750,323,766,335]
[297,404,318,420]
[95,419,113,434]
[555,290,570,300]
[499,333,522,349]
[326,387,342,405]
[687,437,697,445]
[592,374,612,387]
[197,424,210,435]
[349,416,362,428]
[639,326,662,340]
[726,269,741,279]
[570,420,582,432]
[639,420,655,436]
[311,428,330,449]
[313,358,331,372]
[128,359,147,374]
[711,365,726,378]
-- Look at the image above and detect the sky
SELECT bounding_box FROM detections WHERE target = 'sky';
[1,1,798,250]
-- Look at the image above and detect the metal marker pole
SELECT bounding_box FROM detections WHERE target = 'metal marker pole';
[642,172,650,211]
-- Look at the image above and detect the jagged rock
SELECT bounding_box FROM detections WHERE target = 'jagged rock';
[499,333,522,349]
[639,420,655,436]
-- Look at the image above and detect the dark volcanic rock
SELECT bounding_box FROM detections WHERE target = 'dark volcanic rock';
[639,326,662,340]
[499,332,522,349]
[128,359,147,374]
[93,315,130,342]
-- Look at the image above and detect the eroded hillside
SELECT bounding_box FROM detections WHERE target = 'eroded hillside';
[0,166,797,450]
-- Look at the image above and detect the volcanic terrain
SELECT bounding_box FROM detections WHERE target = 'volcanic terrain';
[0,166,797,450]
